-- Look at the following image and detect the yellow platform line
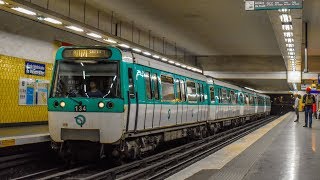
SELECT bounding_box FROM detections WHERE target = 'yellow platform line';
[166,113,291,180]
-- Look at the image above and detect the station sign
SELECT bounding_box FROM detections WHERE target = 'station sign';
[245,0,303,11]
[25,61,46,76]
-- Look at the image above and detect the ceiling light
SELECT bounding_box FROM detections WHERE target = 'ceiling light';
[181,65,187,68]
[288,52,295,55]
[286,44,294,48]
[287,48,294,52]
[284,32,293,37]
[104,38,117,44]
[175,62,181,66]
[152,55,160,59]
[119,44,130,48]
[168,60,175,64]
[278,9,290,13]
[279,14,292,22]
[132,48,141,52]
[282,24,292,31]
[0,1,5,4]
[187,66,192,70]
[143,51,151,56]
[161,58,168,62]
[288,56,295,59]
[285,38,294,43]
[86,33,102,38]
[11,7,36,15]
[66,26,84,32]
[44,17,62,25]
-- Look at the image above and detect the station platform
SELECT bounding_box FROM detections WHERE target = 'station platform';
[0,124,49,148]
[167,112,319,180]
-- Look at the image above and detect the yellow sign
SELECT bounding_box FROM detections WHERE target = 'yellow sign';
[0,139,16,147]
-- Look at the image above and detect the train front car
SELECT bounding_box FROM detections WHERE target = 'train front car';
[48,46,125,159]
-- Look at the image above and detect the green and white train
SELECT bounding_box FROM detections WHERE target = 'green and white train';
[48,46,271,159]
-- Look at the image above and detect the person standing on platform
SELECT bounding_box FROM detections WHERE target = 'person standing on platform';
[294,94,299,122]
[302,87,316,128]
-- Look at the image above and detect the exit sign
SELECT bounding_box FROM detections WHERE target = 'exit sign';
[245,0,303,11]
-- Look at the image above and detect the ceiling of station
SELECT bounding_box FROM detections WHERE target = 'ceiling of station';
[87,0,281,56]
[223,79,290,91]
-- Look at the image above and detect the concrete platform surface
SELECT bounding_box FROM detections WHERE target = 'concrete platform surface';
[0,124,49,148]
[167,112,317,180]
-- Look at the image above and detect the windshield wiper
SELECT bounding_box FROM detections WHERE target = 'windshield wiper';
[66,92,82,105]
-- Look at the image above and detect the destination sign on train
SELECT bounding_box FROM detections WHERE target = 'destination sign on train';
[63,49,111,59]
[245,0,303,11]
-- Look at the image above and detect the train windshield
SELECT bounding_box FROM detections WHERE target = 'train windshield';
[51,61,120,98]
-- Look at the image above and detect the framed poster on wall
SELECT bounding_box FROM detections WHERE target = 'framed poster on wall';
[19,78,36,105]
[36,79,50,105]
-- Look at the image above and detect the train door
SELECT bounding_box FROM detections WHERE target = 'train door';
[144,67,154,129]
[180,79,187,124]
[151,71,161,128]
[208,85,215,120]
[175,77,183,125]
[160,74,177,127]
[127,66,138,132]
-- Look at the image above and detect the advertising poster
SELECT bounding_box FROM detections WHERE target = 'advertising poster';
[19,78,35,105]
[36,79,49,105]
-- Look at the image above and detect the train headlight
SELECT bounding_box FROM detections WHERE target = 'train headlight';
[60,101,66,107]
[98,102,105,108]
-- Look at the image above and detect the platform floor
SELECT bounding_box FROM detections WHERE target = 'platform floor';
[168,112,319,180]
[0,124,49,148]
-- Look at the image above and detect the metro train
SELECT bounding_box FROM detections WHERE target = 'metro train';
[48,46,271,160]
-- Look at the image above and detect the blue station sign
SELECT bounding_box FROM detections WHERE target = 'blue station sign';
[245,0,303,11]
[25,61,46,76]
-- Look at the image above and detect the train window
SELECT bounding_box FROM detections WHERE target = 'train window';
[128,68,135,98]
[180,80,186,102]
[210,86,215,102]
[161,75,175,101]
[152,73,159,100]
[145,71,152,99]
[245,94,249,105]
[221,88,228,104]
[230,90,236,104]
[198,83,203,102]
[187,81,197,103]
[218,88,222,103]
[201,84,205,102]
[239,93,244,104]
[176,79,182,101]
[249,96,254,105]
[254,96,257,105]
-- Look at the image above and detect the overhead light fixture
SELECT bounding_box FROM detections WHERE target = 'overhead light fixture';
[132,48,141,52]
[44,17,62,25]
[11,7,36,16]
[175,62,181,66]
[287,48,294,52]
[284,32,293,37]
[119,43,130,48]
[288,52,295,55]
[161,58,168,62]
[285,38,294,43]
[0,1,5,5]
[288,56,295,59]
[143,51,151,56]
[278,9,290,13]
[187,66,192,70]
[279,14,292,22]
[168,60,175,64]
[282,24,293,31]
[152,55,160,59]
[181,65,187,68]
[286,44,294,48]
[104,38,117,44]
[66,26,84,32]
[86,33,102,38]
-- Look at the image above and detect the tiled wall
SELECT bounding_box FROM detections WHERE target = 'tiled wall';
[0,54,53,124]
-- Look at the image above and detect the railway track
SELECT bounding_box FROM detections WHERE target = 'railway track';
[13,116,278,180]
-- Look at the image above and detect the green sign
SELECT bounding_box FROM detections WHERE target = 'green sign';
[245,0,303,11]
[75,115,86,127]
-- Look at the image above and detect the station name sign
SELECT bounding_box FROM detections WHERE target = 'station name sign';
[25,62,45,76]
[245,0,303,11]
[62,48,112,59]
